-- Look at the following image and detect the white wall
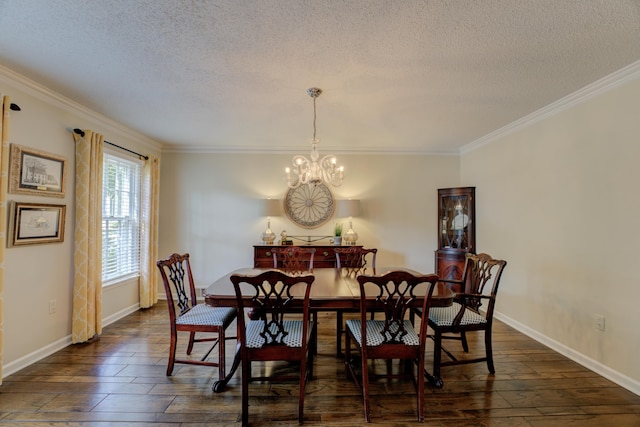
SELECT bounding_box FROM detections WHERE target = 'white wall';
[461,68,640,393]
[158,152,460,288]
[1,67,162,376]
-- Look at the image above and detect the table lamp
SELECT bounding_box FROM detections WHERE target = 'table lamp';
[261,198,280,245]
[338,199,360,246]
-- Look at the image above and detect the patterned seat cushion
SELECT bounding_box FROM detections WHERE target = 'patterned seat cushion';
[176,303,236,326]
[345,319,420,346]
[245,320,313,348]
[428,302,486,327]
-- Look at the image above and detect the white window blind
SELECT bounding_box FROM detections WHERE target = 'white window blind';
[102,153,142,283]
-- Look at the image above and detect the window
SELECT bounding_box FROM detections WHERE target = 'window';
[102,152,142,284]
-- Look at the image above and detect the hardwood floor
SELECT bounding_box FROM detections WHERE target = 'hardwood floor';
[1,301,639,426]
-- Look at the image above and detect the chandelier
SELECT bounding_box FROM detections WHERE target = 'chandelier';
[285,88,344,188]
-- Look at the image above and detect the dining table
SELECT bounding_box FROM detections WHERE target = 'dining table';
[203,267,454,392]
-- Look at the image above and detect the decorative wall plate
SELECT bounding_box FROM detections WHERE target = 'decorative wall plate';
[284,183,335,228]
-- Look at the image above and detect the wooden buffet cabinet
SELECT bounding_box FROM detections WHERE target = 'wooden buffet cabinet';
[254,245,362,268]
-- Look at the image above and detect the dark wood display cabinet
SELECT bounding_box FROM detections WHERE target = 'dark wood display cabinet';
[435,187,475,291]
[254,245,362,268]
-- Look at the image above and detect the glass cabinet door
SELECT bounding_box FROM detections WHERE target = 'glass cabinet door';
[438,187,475,253]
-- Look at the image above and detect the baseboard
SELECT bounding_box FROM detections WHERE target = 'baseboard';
[494,311,640,396]
[3,303,140,379]
[103,303,140,327]
[2,335,72,379]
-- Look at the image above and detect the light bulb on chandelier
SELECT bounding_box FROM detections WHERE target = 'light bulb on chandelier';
[285,87,344,188]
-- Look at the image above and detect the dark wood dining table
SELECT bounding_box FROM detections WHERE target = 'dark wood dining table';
[203,267,454,391]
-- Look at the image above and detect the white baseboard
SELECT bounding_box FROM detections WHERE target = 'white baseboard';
[494,311,640,396]
[3,335,72,379]
[103,303,140,327]
[3,303,140,379]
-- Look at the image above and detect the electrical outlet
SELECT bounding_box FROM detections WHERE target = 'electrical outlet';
[595,314,605,332]
[49,299,57,315]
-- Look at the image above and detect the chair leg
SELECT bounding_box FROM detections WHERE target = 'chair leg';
[308,322,316,379]
[361,353,371,422]
[417,355,425,422]
[241,356,250,427]
[344,330,353,379]
[312,310,318,356]
[167,330,178,376]
[186,331,196,355]
[460,331,469,352]
[485,327,495,374]
[336,311,343,356]
[433,330,442,382]
[299,352,307,424]
[218,329,226,380]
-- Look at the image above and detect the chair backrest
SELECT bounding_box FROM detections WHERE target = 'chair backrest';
[335,247,377,276]
[459,252,507,314]
[356,271,438,345]
[156,253,197,321]
[231,270,315,347]
[271,247,316,274]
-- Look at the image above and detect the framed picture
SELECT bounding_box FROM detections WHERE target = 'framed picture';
[9,144,67,197]
[7,201,66,247]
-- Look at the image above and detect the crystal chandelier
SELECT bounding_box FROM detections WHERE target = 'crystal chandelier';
[285,88,344,188]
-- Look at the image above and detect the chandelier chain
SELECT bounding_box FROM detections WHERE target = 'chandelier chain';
[313,95,317,141]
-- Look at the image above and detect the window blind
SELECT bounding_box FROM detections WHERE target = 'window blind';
[102,153,142,283]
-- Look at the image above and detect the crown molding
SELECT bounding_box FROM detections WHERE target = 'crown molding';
[160,143,458,156]
[461,60,640,155]
[0,64,162,152]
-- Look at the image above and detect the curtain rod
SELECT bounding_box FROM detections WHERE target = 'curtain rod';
[73,128,149,160]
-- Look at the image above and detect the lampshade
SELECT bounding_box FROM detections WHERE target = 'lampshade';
[263,198,281,217]
[338,199,360,218]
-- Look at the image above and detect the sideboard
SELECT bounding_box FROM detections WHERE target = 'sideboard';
[253,245,363,268]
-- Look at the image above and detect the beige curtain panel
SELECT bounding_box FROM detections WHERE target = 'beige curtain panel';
[72,130,104,343]
[0,95,12,384]
[140,155,160,308]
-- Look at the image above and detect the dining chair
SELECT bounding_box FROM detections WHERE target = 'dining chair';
[271,246,316,274]
[334,247,377,356]
[156,253,237,382]
[230,270,315,426]
[421,252,507,388]
[345,270,438,422]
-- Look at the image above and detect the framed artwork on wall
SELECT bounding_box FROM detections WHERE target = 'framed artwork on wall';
[7,201,66,247]
[9,144,67,197]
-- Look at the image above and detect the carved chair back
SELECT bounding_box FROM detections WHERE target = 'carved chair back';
[271,246,316,274]
[335,247,377,276]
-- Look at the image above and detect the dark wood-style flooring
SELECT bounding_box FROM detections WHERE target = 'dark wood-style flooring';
[1,301,639,426]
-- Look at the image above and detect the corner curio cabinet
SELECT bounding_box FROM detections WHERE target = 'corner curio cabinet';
[435,187,476,290]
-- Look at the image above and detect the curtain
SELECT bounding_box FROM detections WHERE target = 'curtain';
[0,95,11,383]
[72,130,103,343]
[139,155,160,308]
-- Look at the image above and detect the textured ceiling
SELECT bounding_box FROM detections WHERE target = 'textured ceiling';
[1,0,639,154]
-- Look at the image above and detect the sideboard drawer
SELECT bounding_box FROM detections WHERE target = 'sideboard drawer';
[254,245,361,268]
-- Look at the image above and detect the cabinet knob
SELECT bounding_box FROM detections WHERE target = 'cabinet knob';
[265,251,271,257]
[323,251,329,257]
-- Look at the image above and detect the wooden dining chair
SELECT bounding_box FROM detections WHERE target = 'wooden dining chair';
[156,253,237,382]
[421,252,507,388]
[230,270,316,426]
[335,247,377,276]
[345,270,438,422]
[271,246,316,274]
[334,247,377,356]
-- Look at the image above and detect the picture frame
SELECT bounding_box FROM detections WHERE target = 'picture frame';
[7,201,66,247]
[9,144,67,197]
